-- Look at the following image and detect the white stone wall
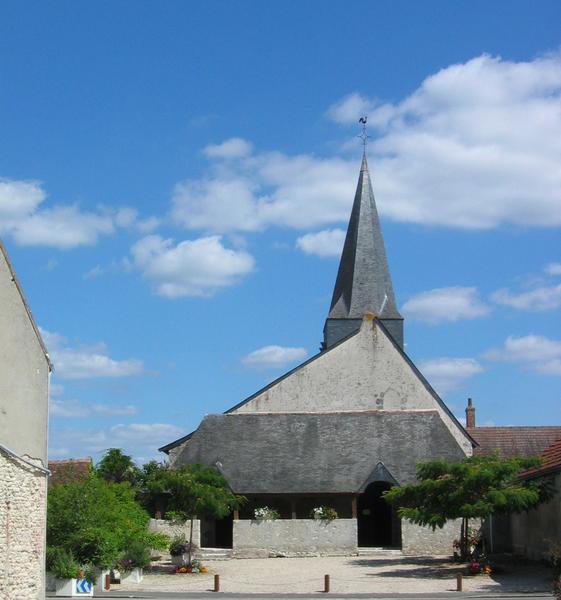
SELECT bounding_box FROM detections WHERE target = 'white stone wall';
[149,518,201,546]
[233,320,472,456]
[511,473,561,561]
[0,451,47,600]
[233,519,357,557]
[401,519,461,556]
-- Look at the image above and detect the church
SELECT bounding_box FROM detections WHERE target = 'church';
[160,153,476,556]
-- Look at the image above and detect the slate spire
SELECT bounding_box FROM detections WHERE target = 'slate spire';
[323,153,404,349]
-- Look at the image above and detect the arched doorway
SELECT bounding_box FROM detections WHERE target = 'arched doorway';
[357,481,401,548]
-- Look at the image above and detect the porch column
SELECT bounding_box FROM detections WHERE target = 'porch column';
[351,496,357,519]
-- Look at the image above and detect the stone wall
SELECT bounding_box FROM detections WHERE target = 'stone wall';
[233,519,357,557]
[0,451,47,600]
[149,518,201,547]
[401,519,460,556]
[511,473,561,561]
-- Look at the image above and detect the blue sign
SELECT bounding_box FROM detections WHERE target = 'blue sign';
[75,579,93,594]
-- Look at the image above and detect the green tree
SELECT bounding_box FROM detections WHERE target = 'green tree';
[96,448,139,485]
[384,453,552,559]
[144,463,245,565]
[47,473,166,569]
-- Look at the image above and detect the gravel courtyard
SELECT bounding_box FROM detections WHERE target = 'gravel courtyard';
[117,555,552,595]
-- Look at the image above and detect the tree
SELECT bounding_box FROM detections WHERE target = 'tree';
[96,448,140,485]
[384,453,553,559]
[143,463,245,565]
[48,472,167,569]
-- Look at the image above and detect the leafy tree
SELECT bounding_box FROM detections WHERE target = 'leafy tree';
[47,473,167,570]
[384,453,553,559]
[96,448,140,485]
[143,463,245,565]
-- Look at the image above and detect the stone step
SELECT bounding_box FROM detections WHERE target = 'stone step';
[198,547,233,560]
[357,547,403,556]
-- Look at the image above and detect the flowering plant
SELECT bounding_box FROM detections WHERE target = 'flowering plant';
[310,506,338,521]
[169,535,198,557]
[253,506,279,520]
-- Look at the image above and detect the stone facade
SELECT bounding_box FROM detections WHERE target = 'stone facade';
[148,517,201,547]
[401,520,462,556]
[511,473,561,561]
[232,519,357,557]
[0,451,48,600]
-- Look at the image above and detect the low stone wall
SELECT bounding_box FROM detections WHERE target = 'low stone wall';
[0,451,47,600]
[401,519,460,556]
[233,519,357,557]
[149,518,201,548]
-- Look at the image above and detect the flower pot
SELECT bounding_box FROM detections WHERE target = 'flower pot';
[171,554,188,566]
[120,567,144,584]
[55,578,94,597]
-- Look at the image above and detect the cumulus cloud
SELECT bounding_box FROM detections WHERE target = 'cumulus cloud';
[130,234,255,298]
[402,286,490,324]
[418,357,483,394]
[545,262,561,276]
[203,138,253,159]
[325,93,378,124]
[242,345,308,369]
[296,228,346,257]
[492,283,561,311]
[0,179,158,249]
[484,334,561,376]
[50,399,138,418]
[40,328,145,379]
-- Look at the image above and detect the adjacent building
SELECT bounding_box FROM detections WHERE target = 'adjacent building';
[0,241,51,600]
[161,154,476,556]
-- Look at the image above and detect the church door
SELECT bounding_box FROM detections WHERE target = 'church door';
[357,482,401,548]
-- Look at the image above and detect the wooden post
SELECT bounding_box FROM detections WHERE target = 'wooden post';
[104,573,111,591]
[290,498,297,519]
[233,509,239,520]
[351,496,357,519]
[456,572,463,592]
[214,574,220,592]
[324,574,330,593]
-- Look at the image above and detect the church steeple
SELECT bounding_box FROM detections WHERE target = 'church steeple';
[323,153,404,349]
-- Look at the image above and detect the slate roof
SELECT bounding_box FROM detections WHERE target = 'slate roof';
[174,410,467,494]
[468,426,561,459]
[328,154,402,321]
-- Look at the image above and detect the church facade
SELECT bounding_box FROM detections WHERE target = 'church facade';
[161,154,475,556]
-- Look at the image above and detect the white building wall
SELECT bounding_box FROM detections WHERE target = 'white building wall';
[0,452,48,600]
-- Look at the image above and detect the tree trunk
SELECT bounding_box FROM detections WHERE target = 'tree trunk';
[188,515,194,566]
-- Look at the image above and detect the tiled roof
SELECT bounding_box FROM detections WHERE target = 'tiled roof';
[468,426,561,459]
[521,437,561,478]
[48,458,92,486]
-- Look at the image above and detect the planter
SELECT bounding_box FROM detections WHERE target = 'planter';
[93,568,111,593]
[171,554,188,566]
[120,567,144,583]
[54,578,94,597]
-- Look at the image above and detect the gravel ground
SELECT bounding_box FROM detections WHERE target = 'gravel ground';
[117,556,552,595]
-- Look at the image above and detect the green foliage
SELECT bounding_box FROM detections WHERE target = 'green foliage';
[47,473,154,569]
[96,448,140,485]
[384,453,551,528]
[46,547,80,580]
[118,539,152,570]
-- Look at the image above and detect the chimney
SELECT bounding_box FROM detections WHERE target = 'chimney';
[465,398,476,428]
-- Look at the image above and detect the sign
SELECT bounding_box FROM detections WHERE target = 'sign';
[75,579,93,594]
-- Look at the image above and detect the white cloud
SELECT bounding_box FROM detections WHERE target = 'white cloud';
[296,228,346,258]
[545,262,561,276]
[203,138,253,159]
[40,328,145,379]
[402,286,490,324]
[325,93,378,124]
[492,283,561,311]
[0,178,158,249]
[130,234,255,298]
[484,334,561,376]
[242,345,308,369]
[418,357,483,394]
[50,399,138,418]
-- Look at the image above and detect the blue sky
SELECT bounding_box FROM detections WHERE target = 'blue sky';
[1,1,560,463]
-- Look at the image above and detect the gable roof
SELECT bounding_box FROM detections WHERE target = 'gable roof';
[48,458,92,486]
[468,426,561,459]
[0,240,52,370]
[173,410,468,494]
[521,437,561,478]
[160,319,475,454]
[328,154,401,322]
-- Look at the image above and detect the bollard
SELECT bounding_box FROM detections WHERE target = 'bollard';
[324,574,330,593]
[104,573,111,591]
[456,572,463,592]
[214,574,220,592]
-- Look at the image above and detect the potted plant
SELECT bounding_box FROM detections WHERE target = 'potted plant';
[46,547,95,598]
[253,506,280,521]
[310,506,338,521]
[117,540,151,583]
[169,535,198,567]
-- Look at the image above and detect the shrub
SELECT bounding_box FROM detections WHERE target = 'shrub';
[310,506,338,521]
[169,534,198,557]
[254,506,279,520]
[46,547,80,580]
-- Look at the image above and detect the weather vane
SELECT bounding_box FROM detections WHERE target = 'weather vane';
[358,116,369,151]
